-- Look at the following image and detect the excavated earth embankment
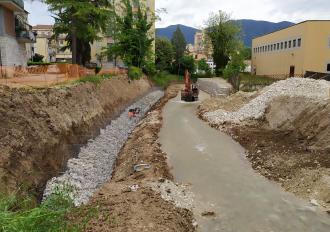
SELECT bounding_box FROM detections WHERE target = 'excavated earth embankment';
[198,78,330,210]
[0,76,152,198]
[69,85,196,231]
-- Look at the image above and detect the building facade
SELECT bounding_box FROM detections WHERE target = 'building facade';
[0,0,35,73]
[252,20,330,78]
[32,25,72,63]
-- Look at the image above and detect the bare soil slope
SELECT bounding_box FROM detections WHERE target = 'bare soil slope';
[0,76,152,197]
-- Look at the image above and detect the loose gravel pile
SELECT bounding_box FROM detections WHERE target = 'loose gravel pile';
[205,78,330,125]
[43,90,164,206]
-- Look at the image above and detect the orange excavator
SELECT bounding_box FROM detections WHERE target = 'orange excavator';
[181,70,199,102]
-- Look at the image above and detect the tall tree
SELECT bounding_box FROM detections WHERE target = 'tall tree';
[107,0,153,68]
[205,11,241,75]
[43,0,112,65]
[155,37,174,71]
[171,26,187,68]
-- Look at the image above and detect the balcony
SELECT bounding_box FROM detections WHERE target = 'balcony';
[15,16,36,43]
[0,0,25,12]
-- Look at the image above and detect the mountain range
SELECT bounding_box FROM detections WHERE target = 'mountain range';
[156,20,295,47]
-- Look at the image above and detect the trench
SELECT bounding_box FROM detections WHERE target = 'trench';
[43,89,164,206]
[159,91,330,232]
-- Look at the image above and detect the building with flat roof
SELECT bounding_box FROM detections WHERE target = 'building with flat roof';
[32,25,72,63]
[0,0,35,76]
[252,20,330,78]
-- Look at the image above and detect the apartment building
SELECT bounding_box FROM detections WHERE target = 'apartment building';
[252,20,330,78]
[90,0,155,68]
[32,25,72,63]
[0,0,35,73]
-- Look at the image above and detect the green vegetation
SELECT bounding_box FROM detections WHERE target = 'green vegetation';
[239,73,276,86]
[75,74,113,85]
[44,0,112,65]
[171,26,187,73]
[27,62,51,66]
[0,187,77,232]
[128,66,143,80]
[155,37,174,72]
[31,53,45,62]
[179,55,196,75]
[204,10,241,75]
[150,71,183,87]
[196,59,213,78]
[105,0,154,70]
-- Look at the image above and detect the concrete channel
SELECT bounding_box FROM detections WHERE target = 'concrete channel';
[159,91,330,232]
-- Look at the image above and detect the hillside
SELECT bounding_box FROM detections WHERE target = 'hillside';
[156,24,200,44]
[156,20,294,47]
[236,19,294,47]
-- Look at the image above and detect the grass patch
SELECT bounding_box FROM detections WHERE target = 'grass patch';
[151,71,183,87]
[74,74,114,85]
[239,73,277,86]
[0,186,96,232]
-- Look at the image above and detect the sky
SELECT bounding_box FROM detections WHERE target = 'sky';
[24,0,330,28]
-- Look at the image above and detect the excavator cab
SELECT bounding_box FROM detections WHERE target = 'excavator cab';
[181,70,199,102]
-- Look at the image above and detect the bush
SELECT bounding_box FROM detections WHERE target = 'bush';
[179,55,196,75]
[0,187,78,232]
[75,74,113,85]
[32,53,44,62]
[27,62,51,66]
[95,66,102,74]
[128,66,143,80]
[151,71,183,87]
[142,60,157,77]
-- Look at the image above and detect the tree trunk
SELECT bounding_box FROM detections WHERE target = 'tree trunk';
[72,17,77,64]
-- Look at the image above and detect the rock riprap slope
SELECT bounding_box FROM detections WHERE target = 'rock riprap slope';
[205,78,330,125]
[43,90,164,206]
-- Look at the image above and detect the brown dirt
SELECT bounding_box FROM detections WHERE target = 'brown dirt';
[71,85,196,232]
[198,92,330,209]
[0,76,152,198]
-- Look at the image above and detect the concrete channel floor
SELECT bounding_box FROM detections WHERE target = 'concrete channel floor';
[159,91,330,232]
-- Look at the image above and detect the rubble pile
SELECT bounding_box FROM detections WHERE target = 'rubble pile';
[205,78,330,125]
[43,90,164,206]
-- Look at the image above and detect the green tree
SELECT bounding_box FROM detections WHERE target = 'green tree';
[179,55,196,74]
[223,46,246,90]
[197,58,210,73]
[242,47,252,60]
[43,0,112,65]
[155,37,174,71]
[107,0,154,68]
[205,10,241,75]
[171,26,187,70]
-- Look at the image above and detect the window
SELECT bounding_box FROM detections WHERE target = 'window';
[277,43,280,50]
[298,38,301,47]
[293,39,296,47]
[268,45,270,51]
[285,41,288,49]
[327,63,330,72]
[271,45,273,51]
[281,42,283,49]
[289,41,292,48]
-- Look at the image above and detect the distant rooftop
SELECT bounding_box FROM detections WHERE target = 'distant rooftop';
[33,25,54,30]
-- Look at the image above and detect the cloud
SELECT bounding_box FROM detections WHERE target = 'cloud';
[24,0,54,26]
[156,0,330,28]
[24,0,330,28]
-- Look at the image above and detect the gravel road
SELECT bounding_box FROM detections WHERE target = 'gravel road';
[43,90,164,206]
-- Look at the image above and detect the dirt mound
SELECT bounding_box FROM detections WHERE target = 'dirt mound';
[198,79,330,210]
[0,76,152,197]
